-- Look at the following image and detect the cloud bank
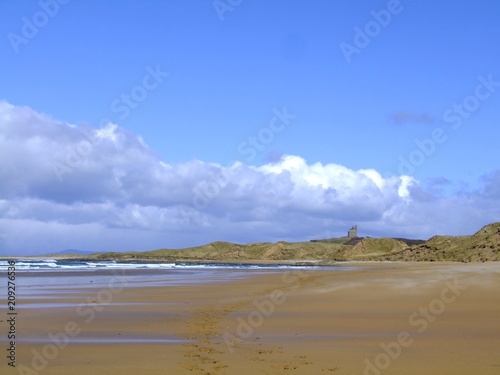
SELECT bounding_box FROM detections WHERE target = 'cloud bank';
[0,101,498,255]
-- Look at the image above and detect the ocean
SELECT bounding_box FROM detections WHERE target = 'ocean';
[0,259,343,346]
[0,258,343,298]
[0,258,323,271]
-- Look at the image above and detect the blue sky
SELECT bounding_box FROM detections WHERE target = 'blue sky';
[0,0,499,255]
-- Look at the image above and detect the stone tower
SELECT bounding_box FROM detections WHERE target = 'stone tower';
[347,225,358,238]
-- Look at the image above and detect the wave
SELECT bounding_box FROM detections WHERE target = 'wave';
[0,259,318,271]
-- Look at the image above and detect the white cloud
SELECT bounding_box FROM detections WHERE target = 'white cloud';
[0,101,499,255]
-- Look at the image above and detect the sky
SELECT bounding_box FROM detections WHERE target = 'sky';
[0,0,499,255]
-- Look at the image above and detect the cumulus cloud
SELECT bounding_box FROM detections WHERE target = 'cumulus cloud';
[0,101,499,255]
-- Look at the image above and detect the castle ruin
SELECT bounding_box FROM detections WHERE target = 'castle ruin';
[347,225,358,238]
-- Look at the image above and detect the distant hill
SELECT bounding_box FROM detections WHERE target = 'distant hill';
[80,222,500,263]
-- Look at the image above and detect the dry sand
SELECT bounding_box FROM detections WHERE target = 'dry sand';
[10,263,500,374]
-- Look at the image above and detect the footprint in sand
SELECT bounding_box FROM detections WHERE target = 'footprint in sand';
[257,349,274,354]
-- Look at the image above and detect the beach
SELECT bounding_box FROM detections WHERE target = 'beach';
[3,262,500,374]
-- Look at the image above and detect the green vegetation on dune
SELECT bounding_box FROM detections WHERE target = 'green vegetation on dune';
[345,238,408,259]
[396,222,500,262]
[93,241,347,262]
[88,222,500,263]
[310,237,351,245]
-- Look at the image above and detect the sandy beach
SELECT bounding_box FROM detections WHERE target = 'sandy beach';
[6,263,500,374]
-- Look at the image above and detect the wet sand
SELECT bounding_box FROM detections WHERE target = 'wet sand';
[6,263,500,374]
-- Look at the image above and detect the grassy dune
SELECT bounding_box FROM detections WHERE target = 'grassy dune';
[85,222,500,263]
